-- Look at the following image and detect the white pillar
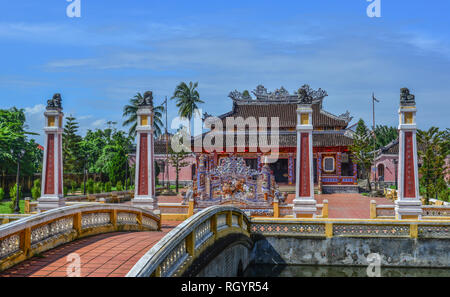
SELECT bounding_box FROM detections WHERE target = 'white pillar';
[293,103,317,218]
[38,95,65,212]
[132,105,158,211]
[395,88,422,219]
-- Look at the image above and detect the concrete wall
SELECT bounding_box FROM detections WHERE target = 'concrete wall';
[251,236,450,268]
[196,244,251,277]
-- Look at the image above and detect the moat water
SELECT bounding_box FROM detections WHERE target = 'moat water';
[244,264,450,277]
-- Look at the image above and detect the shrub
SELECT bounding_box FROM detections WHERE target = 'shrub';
[94,182,102,194]
[64,186,68,197]
[31,179,41,200]
[87,179,94,194]
[9,183,22,212]
[0,188,4,201]
[71,180,78,194]
[104,181,112,193]
[116,181,123,191]
[9,183,22,201]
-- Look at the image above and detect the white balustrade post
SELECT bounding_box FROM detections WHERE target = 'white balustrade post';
[293,95,317,218]
[132,92,158,212]
[395,88,422,219]
[38,94,65,212]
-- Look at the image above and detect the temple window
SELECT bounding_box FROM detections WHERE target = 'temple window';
[323,157,335,173]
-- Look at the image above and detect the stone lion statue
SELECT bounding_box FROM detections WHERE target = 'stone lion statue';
[47,93,62,109]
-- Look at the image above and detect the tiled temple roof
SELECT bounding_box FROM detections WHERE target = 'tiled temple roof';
[377,139,426,156]
[217,103,350,130]
[191,131,353,150]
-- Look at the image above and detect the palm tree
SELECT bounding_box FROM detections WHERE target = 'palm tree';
[374,125,398,149]
[122,92,164,138]
[171,82,204,135]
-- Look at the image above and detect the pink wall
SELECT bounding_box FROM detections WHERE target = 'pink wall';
[155,155,196,183]
[371,155,397,183]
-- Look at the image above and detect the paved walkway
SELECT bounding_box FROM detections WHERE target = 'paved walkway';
[286,193,394,219]
[0,221,181,277]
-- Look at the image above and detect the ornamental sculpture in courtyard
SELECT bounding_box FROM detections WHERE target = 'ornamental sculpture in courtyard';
[188,155,286,216]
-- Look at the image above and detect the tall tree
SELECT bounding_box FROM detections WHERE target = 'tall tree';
[417,127,448,204]
[0,108,42,191]
[80,128,133,184]
[350,119,374,191]
[122,92,164,138]
[171,81,204,135]
[169,128,192,193]
[63,115,83,173]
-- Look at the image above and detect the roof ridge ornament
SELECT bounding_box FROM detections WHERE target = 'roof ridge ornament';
[400,88,415,106]
[338,110,353,123]
[296,84,328,105]
[46,93,62,110]
[138,91,154,107]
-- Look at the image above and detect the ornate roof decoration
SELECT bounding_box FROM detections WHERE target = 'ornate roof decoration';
[400,88,415,106]
[138,91,154,107]
[297,84,328,105]
[46,93,62,110]
[338,111,353,123]
[210,156,259,178]
[228,84,328,105]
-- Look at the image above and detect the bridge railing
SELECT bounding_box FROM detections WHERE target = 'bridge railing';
[127,205,250,277]
[370,200,450,220]
[0,204,160,272]
[251,217,450,239]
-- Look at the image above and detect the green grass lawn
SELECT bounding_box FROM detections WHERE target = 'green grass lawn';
[0,200,26,214]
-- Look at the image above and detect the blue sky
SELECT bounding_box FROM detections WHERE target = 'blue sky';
[0,0,449,144]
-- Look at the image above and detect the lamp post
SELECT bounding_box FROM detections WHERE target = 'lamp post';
[126,144,136,191]
[393,158,398,189]
[13,148,25,214]
[83,154,89,195]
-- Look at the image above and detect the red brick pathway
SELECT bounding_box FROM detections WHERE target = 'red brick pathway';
[0,221,181,277]
[286,193,394,219]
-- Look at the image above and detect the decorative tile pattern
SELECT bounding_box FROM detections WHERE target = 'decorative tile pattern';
[82,212,111,229]
[217,214,227,229]
[422,208,450,217]
[142,216,158,230]
[31,217,74,244]
[160,240,188,277]
[117,212,137,225]
[376,208,395,217]
[418,225,450,238]
[0,234,20,259]
[251,223,325,236]
[333,224,409,237]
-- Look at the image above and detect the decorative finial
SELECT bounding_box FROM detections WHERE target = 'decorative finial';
[297,85,313,104]
[139,91,154,107]
[46,93,62,110]
[400,88,415,106]
[297,84,328,105]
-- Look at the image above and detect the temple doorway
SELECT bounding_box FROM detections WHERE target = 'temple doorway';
[269,159,289,183]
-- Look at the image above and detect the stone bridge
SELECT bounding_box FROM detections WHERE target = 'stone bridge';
[0,204,164,276]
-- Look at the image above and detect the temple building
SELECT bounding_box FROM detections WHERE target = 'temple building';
[192,85,358,194]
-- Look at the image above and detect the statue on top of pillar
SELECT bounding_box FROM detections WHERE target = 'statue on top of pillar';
[46,93,62,110]
[400,88,415,106]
